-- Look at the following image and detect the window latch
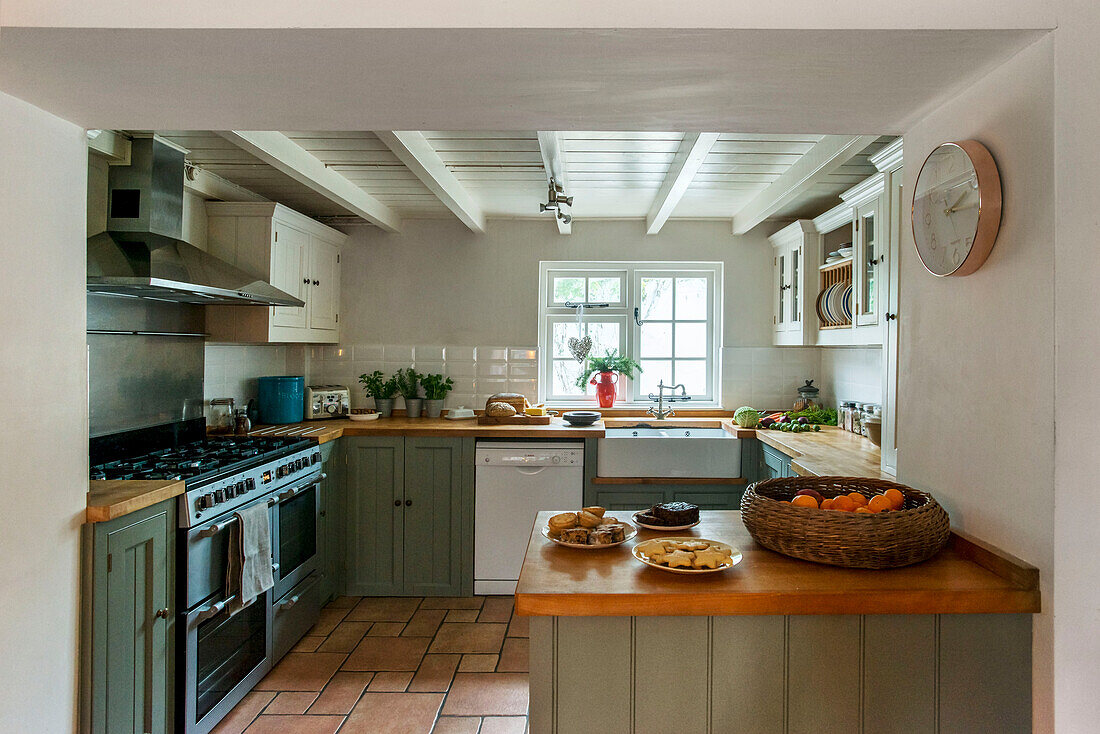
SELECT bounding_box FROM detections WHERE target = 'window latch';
[634,307,645,326]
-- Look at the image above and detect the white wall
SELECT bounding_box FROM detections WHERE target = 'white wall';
[819,347,883,407]
[317,218,823,410]
[0,91,88,733]
[898,36,1054,730]
[1053,1,1100,730]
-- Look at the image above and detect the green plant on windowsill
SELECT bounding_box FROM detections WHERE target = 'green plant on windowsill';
[574,350,643,388]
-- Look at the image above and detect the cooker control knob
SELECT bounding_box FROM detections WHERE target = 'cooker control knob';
[224,485,235,499]
[245,478,256,491]
[276,466,285,478]
[312,452,322,465]
[214,489,226,504]
[552,455,561,464]
[295,458,304,471]
[236,481,246,495]
[199,493,215,510]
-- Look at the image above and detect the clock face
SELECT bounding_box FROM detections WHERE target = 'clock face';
[912,141,1001,277]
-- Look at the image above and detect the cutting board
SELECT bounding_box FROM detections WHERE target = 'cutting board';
[477,415,553,426]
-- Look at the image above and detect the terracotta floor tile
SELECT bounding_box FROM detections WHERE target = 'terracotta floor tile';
[317,621,372,653]
[310,606,350,636]
[431,717,482,734]
[344,635,430,671]
[419,597,485,610]
[210,690,275,734]
[478,596,514,623]
[368,621,407,637]
[445,609,480,623]
[496,638,528,673]
[506,614,529,638]
[342,692,445,734]
[479,716,528,734]
[407,653,460,692]
[458,654,498,672]
[428,623,507,654]
[367,671,414,692]
[442,673,529,716]
[264,691,318,715]
[309,672,373,715]
[325,595,359,609]
[291,635,326,653]
[255,652,346,692]
[346,597,422,622]
[402,609,447,637]
[243,714,344,734]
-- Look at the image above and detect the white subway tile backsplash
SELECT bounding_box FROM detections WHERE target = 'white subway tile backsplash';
[415,360,445,376]
[508,362,538,378]
[509,347,538,361]
[413,345,444,361]
[353,344,384,361]
[323,346,350,362]
[444,346,476,361]
[445,360,477,377]
[477,362,508,378]
[480,347,509,361]
[383,344,415,362]
[450,378,477,395]
[508,380,538,399]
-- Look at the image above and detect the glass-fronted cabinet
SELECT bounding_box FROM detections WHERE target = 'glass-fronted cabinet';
[769,220,819,346]
[855,198,882,327]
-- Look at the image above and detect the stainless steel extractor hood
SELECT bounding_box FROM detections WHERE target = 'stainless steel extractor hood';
[87,136,304,307]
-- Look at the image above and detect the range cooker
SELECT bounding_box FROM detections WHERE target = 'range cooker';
[91,418,327,734]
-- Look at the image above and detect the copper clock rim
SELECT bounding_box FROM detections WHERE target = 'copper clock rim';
[911,139,1002,278]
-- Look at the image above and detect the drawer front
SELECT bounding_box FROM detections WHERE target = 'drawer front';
[594,490,667,512]
[761,445,790,479]
[271,572,321,663]
[671,490,743,510]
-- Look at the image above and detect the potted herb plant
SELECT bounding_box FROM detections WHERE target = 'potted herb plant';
[421,373,455,418]
[575,350,642,408]
[359,370,399,417]
[396,367,423,417]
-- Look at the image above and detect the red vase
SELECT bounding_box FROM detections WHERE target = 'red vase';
[590,371,618,408]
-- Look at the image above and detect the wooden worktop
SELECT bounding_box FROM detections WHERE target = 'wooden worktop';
[249,416,606,441]
[751,424,890,479]
[87,479,186,523]
[514,510,1040,617]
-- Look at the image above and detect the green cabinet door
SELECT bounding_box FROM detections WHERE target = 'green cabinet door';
[402,437,473,597]
[82,500,174,734]
[760,443,792,479]
[345,436,405,596]
[317,439,345,603]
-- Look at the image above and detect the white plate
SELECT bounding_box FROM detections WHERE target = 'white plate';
[348,412,380,422]
[542,523,637,549]
[632,512,701,532]
[632,537,743,574]
[838,246,854,256]
[828,280,850,324]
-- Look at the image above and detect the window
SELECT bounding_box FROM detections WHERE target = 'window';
[538,262,722,405]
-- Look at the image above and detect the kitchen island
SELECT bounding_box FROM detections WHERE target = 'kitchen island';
[516,510,1038,734]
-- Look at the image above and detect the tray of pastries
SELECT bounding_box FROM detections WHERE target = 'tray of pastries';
[542,506,637,549]
[632,537,742,574]
[633,501,701,531]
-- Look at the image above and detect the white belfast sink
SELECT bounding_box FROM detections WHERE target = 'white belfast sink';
[597,426,741,478]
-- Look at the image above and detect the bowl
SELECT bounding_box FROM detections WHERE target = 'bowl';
[562,410,601,426]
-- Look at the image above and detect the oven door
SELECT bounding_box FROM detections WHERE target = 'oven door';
[271,471,324,601]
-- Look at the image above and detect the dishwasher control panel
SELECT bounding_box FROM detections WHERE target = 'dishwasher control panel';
[476,446,583,467]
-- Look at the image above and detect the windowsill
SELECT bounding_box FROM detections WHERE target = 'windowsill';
[544,401,723,411]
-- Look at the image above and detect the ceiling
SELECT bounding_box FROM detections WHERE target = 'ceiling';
[158,130,893,230]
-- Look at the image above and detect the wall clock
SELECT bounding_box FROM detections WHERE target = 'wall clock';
[912,140,1002,277]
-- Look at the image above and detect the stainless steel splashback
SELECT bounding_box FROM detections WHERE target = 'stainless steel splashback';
[88,294,206,437]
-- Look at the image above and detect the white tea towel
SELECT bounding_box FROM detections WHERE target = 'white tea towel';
[226,501,274,614]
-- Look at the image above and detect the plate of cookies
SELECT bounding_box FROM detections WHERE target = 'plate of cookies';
[632,537,742,574]
[543,506,637,549]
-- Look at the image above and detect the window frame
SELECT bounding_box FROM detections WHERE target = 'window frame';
[537,261,723,407]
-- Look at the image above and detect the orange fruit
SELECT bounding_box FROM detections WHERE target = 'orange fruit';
[855,506,873,514]
[846,492,869,507]
[780,500,792,504]
[820,498,835,510]
[868,495,893,513]
[831,495,856,512]
[884,488,905,510]
[791,494,819,509]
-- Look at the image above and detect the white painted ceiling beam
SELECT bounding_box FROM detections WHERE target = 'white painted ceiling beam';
[537,130,572,235]
[217,130,402,232]
[184,166,269,203]
[646,132,720,234]
[731,134,879,235]
[86,129,131,164]
[375,131,485,233]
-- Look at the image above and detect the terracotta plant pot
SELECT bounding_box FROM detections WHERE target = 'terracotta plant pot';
[590,371,619,408]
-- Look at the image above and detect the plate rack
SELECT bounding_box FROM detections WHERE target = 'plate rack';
[818,259,853,329]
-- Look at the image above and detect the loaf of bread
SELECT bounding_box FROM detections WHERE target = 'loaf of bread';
[485,392,529,414]
[485,401,517,417]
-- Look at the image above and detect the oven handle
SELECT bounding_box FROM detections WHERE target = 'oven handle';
[195,598,231,623]
[195,472,325,538]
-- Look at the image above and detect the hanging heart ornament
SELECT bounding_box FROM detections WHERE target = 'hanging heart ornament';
[567,335,592,363]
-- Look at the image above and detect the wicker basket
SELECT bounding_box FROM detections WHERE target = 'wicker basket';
[740,476,950,569]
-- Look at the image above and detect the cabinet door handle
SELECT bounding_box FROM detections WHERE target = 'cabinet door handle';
[312,280,319,286]
[303,278,310,284]
[394,499,402,507]
[405,499,413,507]
[885,312,897,321]
[154,607,169,619]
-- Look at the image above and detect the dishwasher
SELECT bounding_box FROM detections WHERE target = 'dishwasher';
[474,441,584,594]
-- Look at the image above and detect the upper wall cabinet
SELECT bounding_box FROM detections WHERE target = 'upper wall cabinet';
[203,202,346,344]
[769,220,819,346]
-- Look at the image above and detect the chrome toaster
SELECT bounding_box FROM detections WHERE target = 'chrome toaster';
[305,385,351,419]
